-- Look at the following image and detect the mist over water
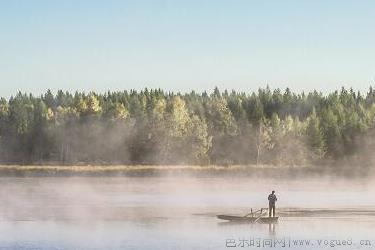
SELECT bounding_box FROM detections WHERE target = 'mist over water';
[0,175,374,249]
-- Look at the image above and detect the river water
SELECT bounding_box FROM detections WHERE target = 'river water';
[0,176,374,249]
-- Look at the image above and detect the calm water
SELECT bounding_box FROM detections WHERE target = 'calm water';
[0,176,374,249]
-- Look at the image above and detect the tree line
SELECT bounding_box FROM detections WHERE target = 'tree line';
[1,86,375,166]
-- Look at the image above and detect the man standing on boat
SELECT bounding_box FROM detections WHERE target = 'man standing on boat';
[268,190,277,217]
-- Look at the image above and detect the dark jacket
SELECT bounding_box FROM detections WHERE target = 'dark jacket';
[268,194,277,205]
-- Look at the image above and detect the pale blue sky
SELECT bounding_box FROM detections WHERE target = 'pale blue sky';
[1,0,374,97]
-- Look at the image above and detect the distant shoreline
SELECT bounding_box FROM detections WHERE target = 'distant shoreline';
[0,164,371,177]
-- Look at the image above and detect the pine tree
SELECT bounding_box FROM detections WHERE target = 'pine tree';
[306,108,326,158]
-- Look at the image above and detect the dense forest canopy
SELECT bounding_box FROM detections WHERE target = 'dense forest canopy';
[1,86,375,166]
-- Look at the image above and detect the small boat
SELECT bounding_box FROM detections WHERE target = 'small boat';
[216,214,278,223]
[217,208,278,223]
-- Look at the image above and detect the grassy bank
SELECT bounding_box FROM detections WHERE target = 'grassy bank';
[0,164,371,178]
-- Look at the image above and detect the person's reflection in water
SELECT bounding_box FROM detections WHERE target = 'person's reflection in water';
[268,223,276,236]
